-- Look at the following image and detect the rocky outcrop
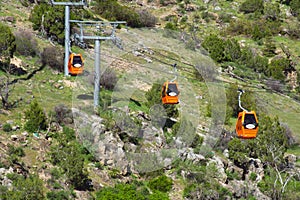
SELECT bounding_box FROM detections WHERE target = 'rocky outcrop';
[0,167,14,188]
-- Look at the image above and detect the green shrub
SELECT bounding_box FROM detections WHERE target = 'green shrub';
[164,22,178,30]
[14,30,37,57]
[238,46,268,74]
[219,13,232,23]
[263,37,276,57]
[96,183,147,200]
[3,174,45,200]
[251,24,266,41]
[7,144,25,157]
[290,0,300,17]
[224,38,242,62]
[225,19,252,36]
[0,22,16,65]
[3,123,12,132]
[148,191,169,200]
[171,117,196,143]
[148,175,173,193]
[30,3,66,43]
[286,23,300,39]
[47,191,71,200]
[226,169,242,180]
[201,11,217,22]
[50,167,63,180]
[95,0,155,28]
[50,141,90,190]
[266,57,290,81]
[202,34,225,63]
[24,100,47,133]
[249,172,257,181]
[239,0,264,14]
[264,2,280,21]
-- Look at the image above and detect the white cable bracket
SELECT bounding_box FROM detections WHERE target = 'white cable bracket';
[238,89,249,112]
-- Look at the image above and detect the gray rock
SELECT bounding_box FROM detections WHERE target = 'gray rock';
[11,135,18,141]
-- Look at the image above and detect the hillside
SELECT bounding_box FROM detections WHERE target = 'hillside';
[1,0,300,200]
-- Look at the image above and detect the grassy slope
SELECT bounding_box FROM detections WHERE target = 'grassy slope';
[1,1,300,151]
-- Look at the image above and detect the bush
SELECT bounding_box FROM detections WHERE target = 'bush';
[54,104,73,125]
[219,13,233,23]
[164,22,178,30]
[191,134,204,153]
[95,0,155,28]
[96,183,147,200]
[290,0,300,17]
[30,3,66,43]
[14,30,38,57]
[1,174,45,200]
[251,22,271,41]
[99,92,112,111]
[7,144,25,157]
[3,123,12,132]
[137,9,157,27]
[50,141,90,190]
[225,19,252,36]
[266,57,290,81]
[239,0,264,14]
[24,100,47,133]
[41,46,64,72]
[101,67,118,90]
[263,37,276,57]
[249,172,257,181]
[201,11,217,23]
[286,23,300,39]
[201,34,225,63]
[264,2,280,21]
[46,191,71,200]
[148,191,169,200]
[148,175,173,193]
[238,46,268,73]
[224,38,242,62]
[0,22,16,64]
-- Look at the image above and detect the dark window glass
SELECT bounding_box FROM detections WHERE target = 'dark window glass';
[73,56,82,65]
[243,114,257,128]
[167,83,178,95]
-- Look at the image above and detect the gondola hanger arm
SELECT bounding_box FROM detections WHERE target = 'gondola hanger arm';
[238,89,249,112]
[170,63,177,82]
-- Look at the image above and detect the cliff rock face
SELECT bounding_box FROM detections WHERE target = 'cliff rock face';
[72,108,291,199]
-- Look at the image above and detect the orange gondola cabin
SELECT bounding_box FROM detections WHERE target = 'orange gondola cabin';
[236,111,259,139]
[161,81,180,104]
[68,53,84,75]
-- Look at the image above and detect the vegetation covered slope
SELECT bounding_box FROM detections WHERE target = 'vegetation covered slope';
[0,0,300,199]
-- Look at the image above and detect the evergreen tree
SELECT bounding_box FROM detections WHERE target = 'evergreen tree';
[224,38,242,62]
[24,100,47,133]
[0,22,16,66]
[202,34,225,63]
[267,57,290,81]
